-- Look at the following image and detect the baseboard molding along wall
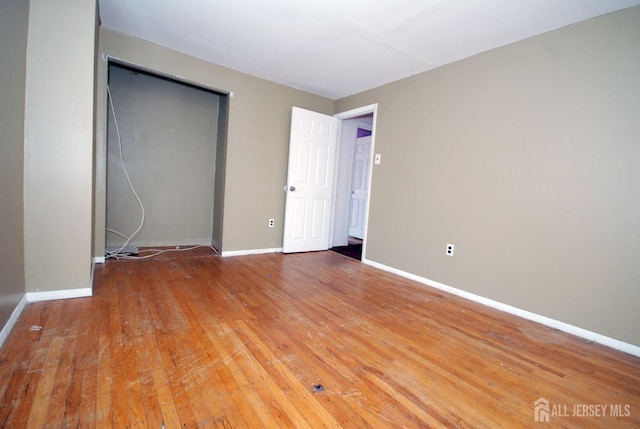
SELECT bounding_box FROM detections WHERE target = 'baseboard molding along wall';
[363,258,640,358]
[0,294,28,350]
[25,288,93,303]
[221,247,283,257]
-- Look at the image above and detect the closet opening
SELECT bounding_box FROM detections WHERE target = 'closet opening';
[105,62,228,258]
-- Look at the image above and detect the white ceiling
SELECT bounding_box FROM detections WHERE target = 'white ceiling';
[99,0,640,100]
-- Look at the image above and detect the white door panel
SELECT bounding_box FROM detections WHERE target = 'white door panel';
[283,107,338,253]
[349,136,371,239]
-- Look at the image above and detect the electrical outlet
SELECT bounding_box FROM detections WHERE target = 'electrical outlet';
[268,218,275,228]
[446,243,454,256]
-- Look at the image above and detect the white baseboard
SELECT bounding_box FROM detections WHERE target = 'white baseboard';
[221,247,283,257]
[0,294,28,350]
[363,258,640,358]
[94,256,105,264]
[26,288,93,303]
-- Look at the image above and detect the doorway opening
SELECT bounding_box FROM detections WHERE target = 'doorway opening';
[104,62,228,256]
[331,105,377,261]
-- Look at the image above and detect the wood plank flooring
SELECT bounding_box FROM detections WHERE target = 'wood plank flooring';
[1,249,639,428]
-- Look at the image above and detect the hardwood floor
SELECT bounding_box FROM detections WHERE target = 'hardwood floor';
[1,249,639,428]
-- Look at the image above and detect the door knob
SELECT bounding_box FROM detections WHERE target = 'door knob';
[289,185,296,191]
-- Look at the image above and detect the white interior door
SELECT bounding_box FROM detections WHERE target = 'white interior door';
[283,107,338,253]
[349,135,371,239]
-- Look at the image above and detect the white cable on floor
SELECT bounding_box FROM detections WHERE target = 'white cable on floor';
[109,245,218,260]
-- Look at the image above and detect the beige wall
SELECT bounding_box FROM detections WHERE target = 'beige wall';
[0,0,29,325]
[23,0,96,293]
[336,7,640,346]
[96,29,334,255]
[106,65,220,248]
